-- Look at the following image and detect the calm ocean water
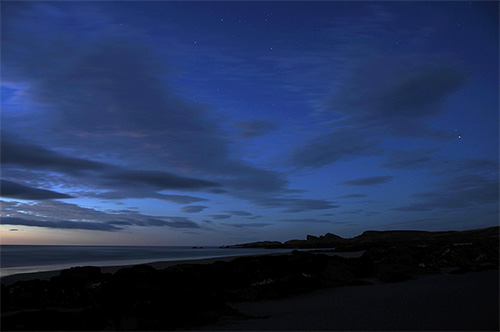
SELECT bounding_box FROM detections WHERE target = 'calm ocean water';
[0,245,291,277]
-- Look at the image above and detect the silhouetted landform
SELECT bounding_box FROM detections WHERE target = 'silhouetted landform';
[226,226,500,250]
[1,226,498,330]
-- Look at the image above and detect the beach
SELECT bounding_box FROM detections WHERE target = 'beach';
[0,250,365,285]
[200,269,499,331]
[2,239,498,331]
[3,254,498,331]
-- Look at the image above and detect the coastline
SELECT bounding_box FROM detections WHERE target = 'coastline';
[0,253,274,286]
[0,250,365,285]
[2,235,498,331]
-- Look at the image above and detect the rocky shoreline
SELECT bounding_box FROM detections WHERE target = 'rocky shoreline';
[1,226,498,330]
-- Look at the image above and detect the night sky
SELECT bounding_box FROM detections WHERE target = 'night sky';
[1,1,498,246]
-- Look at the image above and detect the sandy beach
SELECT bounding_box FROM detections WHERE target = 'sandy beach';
[200,269,499,331]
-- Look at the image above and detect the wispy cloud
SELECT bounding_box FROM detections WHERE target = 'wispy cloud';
[0,200,200,231]
[291,54,470,169]
[225,210,253,216]
[326,55,470,138]
[221,223,271,228]
[393,174,499,212]
[1,180,73,200]
[209,214,232,220]
[291,130,381,168]
[1,217,121,231]
[181,205,208,213]
[235,119,278,139]
[278,218,330,223]
[339,176,393,186]
[339,193,367,199]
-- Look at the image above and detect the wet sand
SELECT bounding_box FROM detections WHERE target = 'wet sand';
[200,269,499,331]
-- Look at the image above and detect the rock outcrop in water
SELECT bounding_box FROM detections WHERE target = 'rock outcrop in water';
[2,226,498,330]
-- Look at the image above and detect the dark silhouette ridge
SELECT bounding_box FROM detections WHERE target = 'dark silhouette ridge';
[226,226,499,249]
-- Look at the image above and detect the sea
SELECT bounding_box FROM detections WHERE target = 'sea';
[0,245,292,278]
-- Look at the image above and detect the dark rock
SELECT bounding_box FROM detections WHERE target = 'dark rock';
[306,234,319,241]
[228,240,283,248]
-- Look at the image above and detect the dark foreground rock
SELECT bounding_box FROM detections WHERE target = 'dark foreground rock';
[2,226,498,330]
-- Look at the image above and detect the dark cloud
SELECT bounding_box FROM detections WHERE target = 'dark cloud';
[278,218,330,223]
[430,158,500,177]
[107,217,200,229]
[9,229,19,232]
[1,138,220,202]
[246,215,262,220]
[380,148,441,169]
[329,55,470,137]
[223,167,288,193]
[210,189,227,194]
[340,176,393,186]
[106,170,220,190]
[209,214,232,220]
[97,191,208,204]
[338,209,363,215]
[2,11,290,197]
[2,4,353,218]
[181,205,208,213]
[247,196,339,213]
[365,211,381,216]
[291,55,470,169]
[0,200,200,230]
[226,210,253,216]
[393,175,499,212]
[235,120,278,139]
[381,150,499,187]
[339,194,367,199]
[1,180,73,200]
[1,140,108,175]
[158,217,201,229]
[221,223,271,228]
[291,130,380,168]
[1,217,121,231]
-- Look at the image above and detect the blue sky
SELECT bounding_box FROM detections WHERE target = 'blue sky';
[1,1,498,246]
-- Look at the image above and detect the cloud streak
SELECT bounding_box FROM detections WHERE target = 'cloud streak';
[340,176,393,186]
[393,175,499,212]
[1,217,121,231]
[291,130,380,168]
[0,200,201,231]
[1,180,73,200]
[235,120,278,139]
[292,55,470,170]
[181,206,208,213]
